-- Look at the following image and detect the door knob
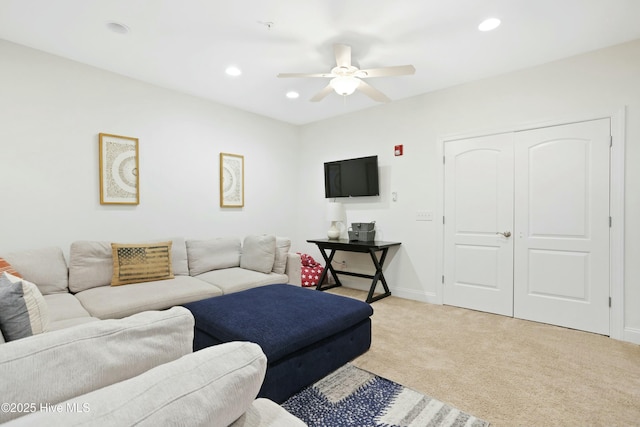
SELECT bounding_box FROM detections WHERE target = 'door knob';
[496,231,512,238]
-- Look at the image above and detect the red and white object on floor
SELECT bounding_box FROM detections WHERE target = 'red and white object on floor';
[298,253,324,287]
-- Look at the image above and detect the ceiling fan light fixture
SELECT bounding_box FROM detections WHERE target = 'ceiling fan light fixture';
[330,76,359,96]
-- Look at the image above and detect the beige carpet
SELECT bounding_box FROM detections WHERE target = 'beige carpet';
[329,287,640,427]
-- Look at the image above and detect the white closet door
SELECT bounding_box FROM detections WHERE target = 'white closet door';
[443,133,514,316]
[513,119,610,335]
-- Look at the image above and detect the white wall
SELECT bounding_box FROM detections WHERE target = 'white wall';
[296,39,640,343]
[0,40,300,255]
[2,37,639,343]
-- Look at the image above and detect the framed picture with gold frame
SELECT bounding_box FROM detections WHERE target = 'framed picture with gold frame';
[99,133,139,205]
[220,152,244,207]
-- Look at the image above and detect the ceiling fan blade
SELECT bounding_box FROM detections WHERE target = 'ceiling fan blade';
[310,84,335,102]
[334,44,351,68]
[356,80,391,103]
[277,72,333,78]
[358,65,416,78]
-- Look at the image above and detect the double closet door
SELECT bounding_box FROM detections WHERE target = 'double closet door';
[443,119,610,335]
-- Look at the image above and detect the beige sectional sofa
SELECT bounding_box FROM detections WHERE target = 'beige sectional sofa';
[0,235,306,425]
[0,307,306,426]
[0,235,301,334]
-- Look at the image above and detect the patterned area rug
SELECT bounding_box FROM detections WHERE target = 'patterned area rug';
[282,364,489,427]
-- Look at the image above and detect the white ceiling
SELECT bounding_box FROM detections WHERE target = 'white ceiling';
[2,0,640,125]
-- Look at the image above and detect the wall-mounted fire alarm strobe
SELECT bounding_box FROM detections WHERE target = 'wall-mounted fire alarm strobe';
[394,145,403,156]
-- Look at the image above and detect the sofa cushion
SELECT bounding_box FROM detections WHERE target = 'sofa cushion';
[240,235,276,274]
[4,341,267,427]
[195,267,287,295]
[0,273,49,342]
[75,275,223,319]
[0,306,194,424]
[272,237,292,275]
[42,293,97,331]
[186,237,241,276]
[68,240,113,292]
[0,257,22,277]
[1,247,68,295]
[111,241,174,286]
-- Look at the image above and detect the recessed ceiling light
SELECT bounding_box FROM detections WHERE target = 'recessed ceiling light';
[106,22,130,35]
[478,18,501,32]
[286,91,300,99]
[225,66,242,77]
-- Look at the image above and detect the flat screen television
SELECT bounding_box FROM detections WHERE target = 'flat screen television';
[324,155,379,198]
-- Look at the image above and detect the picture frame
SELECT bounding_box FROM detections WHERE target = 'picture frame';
[220,152,244,207]
[99,133,139,205]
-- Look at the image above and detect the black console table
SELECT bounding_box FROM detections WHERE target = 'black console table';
[306,239,402,303]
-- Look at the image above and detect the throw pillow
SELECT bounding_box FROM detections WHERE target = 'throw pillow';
[0,272,49,342]
[240,235,276,274]
[111,242,174,286]
[272,236,292,274]
[0,257,21,278]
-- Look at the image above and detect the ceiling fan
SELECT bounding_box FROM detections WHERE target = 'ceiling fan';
[277,44,415,103]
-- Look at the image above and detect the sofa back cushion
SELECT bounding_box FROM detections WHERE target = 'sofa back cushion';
[0,306,194,424]
[240,235,276,274]
[69,238,189,292]
[69,240,113,292]
[1,247,69,295]
[186,237,241,276]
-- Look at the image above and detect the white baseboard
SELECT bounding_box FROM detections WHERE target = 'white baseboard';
[623,327,640,345]
[340,281,437,304]
[390,287,437,304]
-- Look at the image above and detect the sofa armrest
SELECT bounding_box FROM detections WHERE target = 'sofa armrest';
[285,252,302,286]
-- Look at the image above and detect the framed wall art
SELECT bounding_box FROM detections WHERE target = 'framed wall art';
[220,152,244,207]
[99,133,139,205]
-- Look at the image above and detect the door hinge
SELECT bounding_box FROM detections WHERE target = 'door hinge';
[610,135,613,147]
[443,156,445,164]
[442,275,445,284]
[609,297,612,307]
[443,216,445,225]
[609,216,612,227]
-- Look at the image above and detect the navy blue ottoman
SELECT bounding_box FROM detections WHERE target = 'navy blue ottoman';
[182,284,373,403]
